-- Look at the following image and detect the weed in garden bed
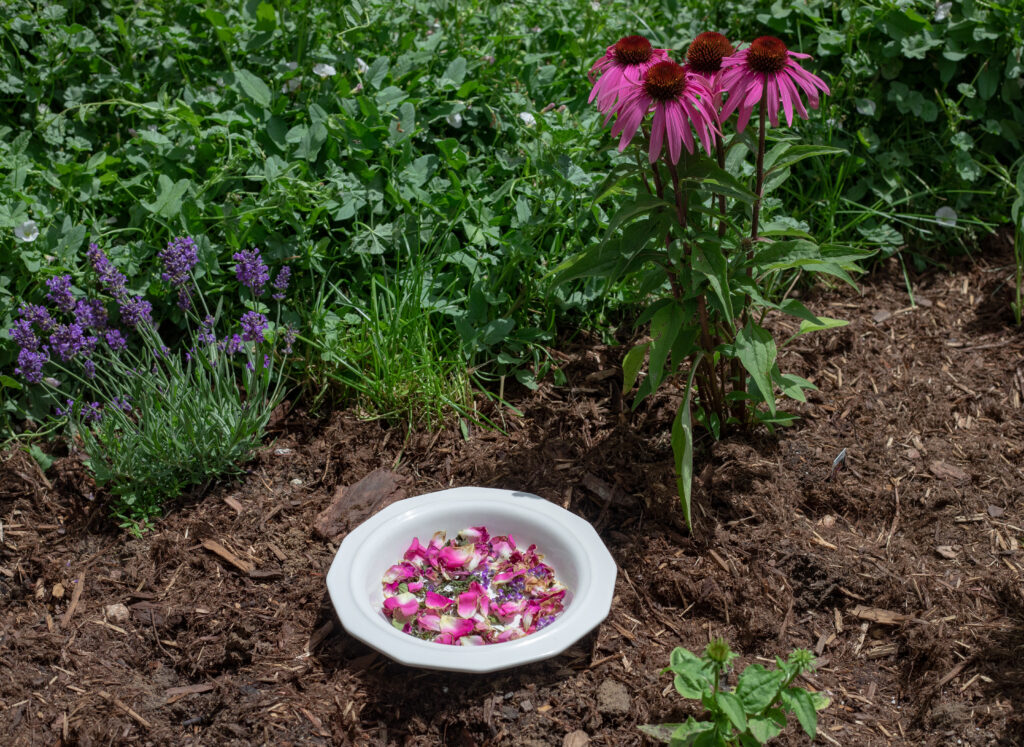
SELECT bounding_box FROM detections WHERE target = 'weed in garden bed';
[640,640,829,746]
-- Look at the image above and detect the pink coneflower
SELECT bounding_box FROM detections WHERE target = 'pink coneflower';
[685,32,735,93]
[588,35,669,113]
[719,36,830,132]
[611,60,719,164]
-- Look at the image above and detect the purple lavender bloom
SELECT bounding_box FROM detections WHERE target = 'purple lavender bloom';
[177,286,192,311]
[83,359,96,379]
[280,324,297,354]
[55,398,74,418]
[196,314,217,345]
[82,401,103,424]
[239,311,269,342]
[118,296,153,327]
[233,248,270,295]
[272,266,291,300]
[49,323,94,362]
[111,395,132,413]
[73,299,108,330]
[45,274,76,313]
[87,243,128,299]
[104,329,127,351]
[159,236,199,286]
[224,334,244,355]
[15,349,48,383]
[9,319,39,351]
[17,303,55,331]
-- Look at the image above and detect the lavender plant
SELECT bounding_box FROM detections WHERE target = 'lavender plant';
[557,32,870,528]
[640,640,829,745]
[9,237,294,532]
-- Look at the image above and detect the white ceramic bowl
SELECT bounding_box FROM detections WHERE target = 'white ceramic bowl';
[326,487,617,673]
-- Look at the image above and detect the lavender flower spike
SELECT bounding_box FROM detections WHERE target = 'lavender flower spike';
[159,236,199,287]
[272,265,291,300]
[233,248,270,295]
[87,243,128,299]
[240,311,269,342]
[45,275,76,313]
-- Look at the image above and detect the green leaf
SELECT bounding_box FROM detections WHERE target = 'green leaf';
[439,56,467,88]
[638,723,684,744]
[672,718,716,742]
[674,671,707,700]
[779,688,819,739]
[28,444,53,472]
[366,57,389,89]
[692,242,734,324]
[671,358,702,531]
[234,69,272,108]
[0,375,22,390]
[622,342,648,393]
[142,175,190,218]
[792,316,848,341]
[736,664,785,713]
[648,302,684,390]
[716,691,748,732]
[676,156,757,203]
[764,144,846,174]
[746,715,783,743]
[733,323,777,416]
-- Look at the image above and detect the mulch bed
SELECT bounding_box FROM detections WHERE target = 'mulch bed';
[2,237,1023,746]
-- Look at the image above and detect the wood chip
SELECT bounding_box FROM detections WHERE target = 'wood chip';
[267,542,288,562]
[98,690,151,729]
[850,605,914,625]
[223,496,243,514]
[200,539,254,575]
[936,545,959,560]
[165,683,215,698]
[929,460,969,481]
[563,730,591,747]
[61,572,85,628]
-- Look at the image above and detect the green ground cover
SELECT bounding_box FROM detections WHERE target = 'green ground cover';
[2,0,1021,435]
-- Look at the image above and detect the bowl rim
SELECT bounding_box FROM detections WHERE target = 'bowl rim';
[326,486,618,673]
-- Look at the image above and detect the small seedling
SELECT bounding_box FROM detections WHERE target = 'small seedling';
[640,639,829,745]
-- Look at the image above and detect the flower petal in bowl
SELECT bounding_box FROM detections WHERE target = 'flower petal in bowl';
[326,487,618,673]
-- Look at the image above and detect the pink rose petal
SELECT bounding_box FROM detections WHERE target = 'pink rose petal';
[425,591,454,609]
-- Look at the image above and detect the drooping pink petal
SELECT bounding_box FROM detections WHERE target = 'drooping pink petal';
[434,632,457,645]
[459,635,487,646]
[459,526,489,543]
[407,581,424,593]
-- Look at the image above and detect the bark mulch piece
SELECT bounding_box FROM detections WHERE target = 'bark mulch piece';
[1,243,1023,745]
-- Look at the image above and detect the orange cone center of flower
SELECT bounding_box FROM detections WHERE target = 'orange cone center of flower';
[686,32,734,74]
[745,36,789,74]
[643,61,687,101]
[614,35,654,65]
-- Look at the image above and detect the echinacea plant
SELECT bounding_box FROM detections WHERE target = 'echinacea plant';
[640,640,829,746]
[558,32,870,528]
[381,527,567,645]
[8,237,295,532]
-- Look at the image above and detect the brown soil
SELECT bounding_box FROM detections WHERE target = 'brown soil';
[2,242,1023,746]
